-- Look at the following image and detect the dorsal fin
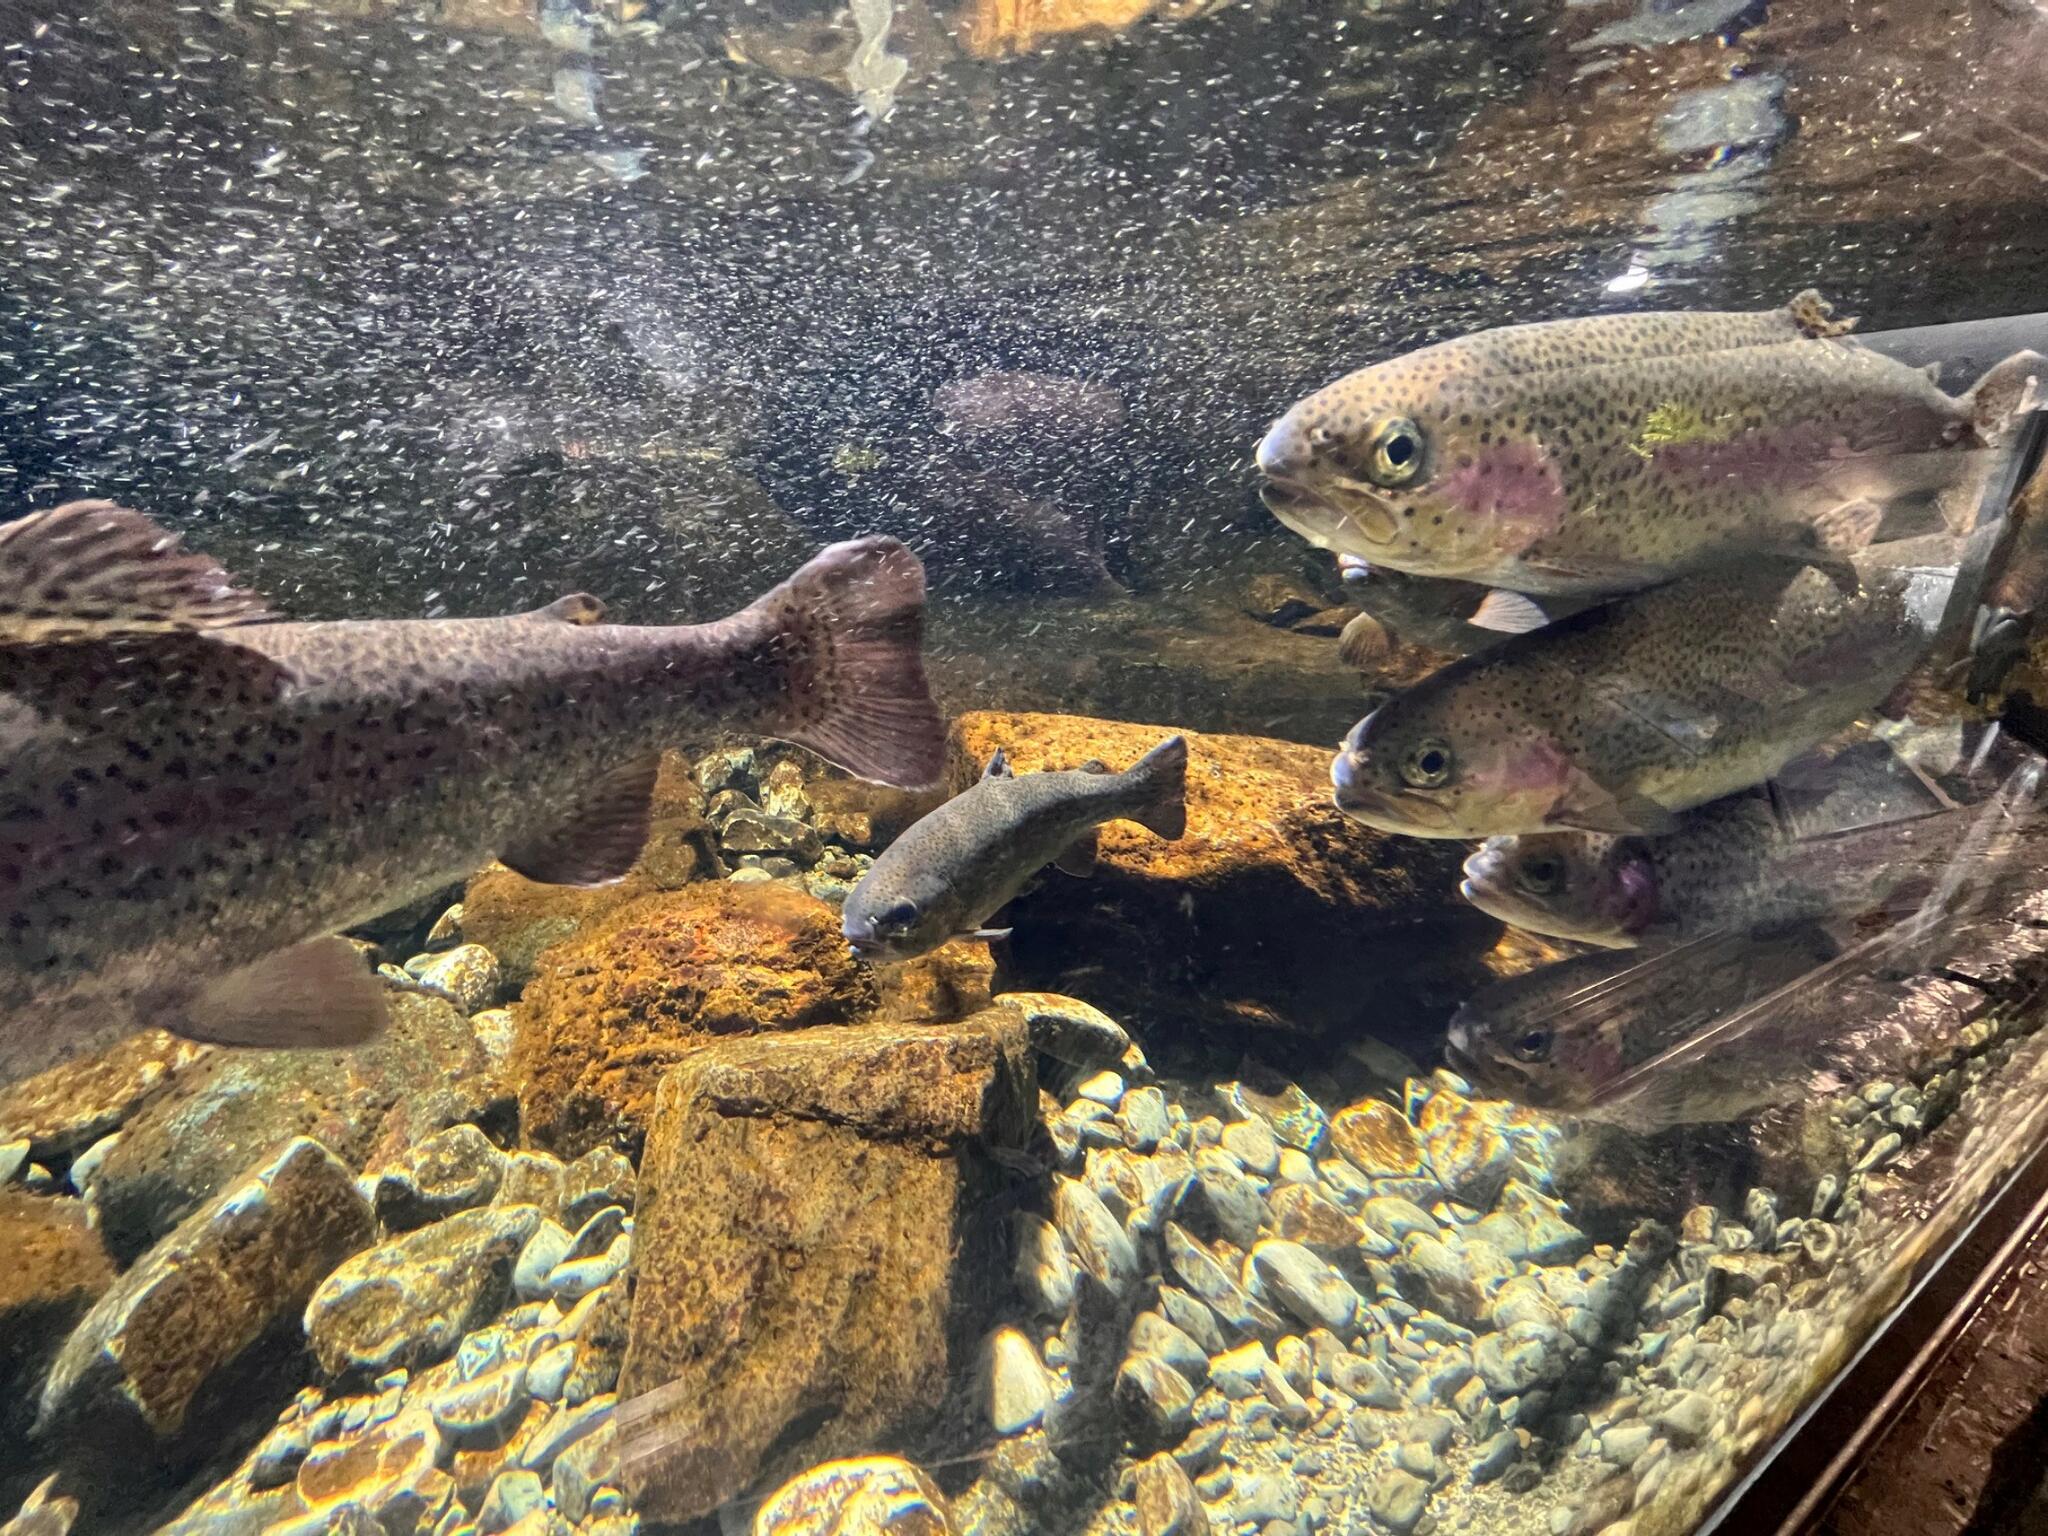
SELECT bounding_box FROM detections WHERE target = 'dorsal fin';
[529,593,608,625]
[0,502,274,644]
[1785,289,1858,340]
[500,755,659,887]
[983,748,1013,780]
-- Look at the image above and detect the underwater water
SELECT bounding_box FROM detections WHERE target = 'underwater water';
[7,0,2048,1533]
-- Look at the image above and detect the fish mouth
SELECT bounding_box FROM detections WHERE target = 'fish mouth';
[1457,875,1508,913]
[841,922,900,963]
[1457,850,1523,917]
[1442,1021,1491,1086]
[1331,763,1460,836]
[1259,480,1398,552]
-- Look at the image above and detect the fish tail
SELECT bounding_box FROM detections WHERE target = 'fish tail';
[1124,734,1188,839]
[732,536,946,789]
[1965,349,2047,445]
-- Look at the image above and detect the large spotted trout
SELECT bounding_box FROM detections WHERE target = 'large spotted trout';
[1258,291,2043,598]
[0,502,944,1085]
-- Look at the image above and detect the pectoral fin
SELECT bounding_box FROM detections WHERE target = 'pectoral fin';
[171,935,389,1049]
[500,755,659,886]
[1547,770,1681,835]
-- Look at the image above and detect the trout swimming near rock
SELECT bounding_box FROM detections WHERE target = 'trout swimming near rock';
[0,501,945,1087]
[1330,551,1942,839]
[841,736,1187,962]
[1259,291,2043,597]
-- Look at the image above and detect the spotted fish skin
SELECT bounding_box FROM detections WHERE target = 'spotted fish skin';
[1258,291,2041,596]
[1458,788,1968,948]
[1330,556,1933,840]
[1444,927,1842,1129]
[0,507,942,1086]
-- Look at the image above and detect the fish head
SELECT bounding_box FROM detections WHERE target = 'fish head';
[840,875,953,963]
[1330,694,1574,839]
[1459,833,1656,948]
[1446,990,1623,1115]
[1257,360,1564,581]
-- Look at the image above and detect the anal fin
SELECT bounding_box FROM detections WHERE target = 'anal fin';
[501,755,659,887]
[171,935,389,1049]
[1055,830,1099,876]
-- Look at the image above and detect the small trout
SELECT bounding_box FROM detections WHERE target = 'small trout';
[0,502,944,1086]
[841,736,1187,962]
[1259,291,2042,597]
[1331,554,1938,839]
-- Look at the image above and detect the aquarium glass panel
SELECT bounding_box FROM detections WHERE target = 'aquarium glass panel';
[3,3,2048,1535]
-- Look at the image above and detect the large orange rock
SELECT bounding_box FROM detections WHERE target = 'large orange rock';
[954,0,1154,58]
[512,882,878,1160]
[0,1192,114,1448]
[944,712,1496,1042]
[461,751,718,989]
[617,1012,1033,1524]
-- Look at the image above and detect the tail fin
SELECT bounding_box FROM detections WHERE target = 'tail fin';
[1125,734,1188,839]
[1966,350,2047,445]
[737,536,946,789]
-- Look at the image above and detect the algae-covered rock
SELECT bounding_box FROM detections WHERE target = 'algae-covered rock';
[617,1012,1034,1524]
[372,1123,507,1231]
[304,1204,541,1379]
[512,882,879,1159]
[751,1456,954,1536]
[943,712,1495,1040]
[461,750,718,989]
[0,1193,114,1444]
[803,775,945,854]
[38,1138,371,1445]
[86,993,494,1264]
[0,1031,212,1167]
[874,940,997,1024]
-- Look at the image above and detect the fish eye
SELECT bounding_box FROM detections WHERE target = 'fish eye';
[1512,1027,1553,1063]
[1400,738,1454,790]
[880,899,920,929]
[1517,854,1564,895]
[1368,417,1425,488]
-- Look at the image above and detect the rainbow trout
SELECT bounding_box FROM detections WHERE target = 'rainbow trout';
[1444,928,1844,1130]
[1458,790,1962,949]
[1258,291,2042,597]
[0,502,944,1086]
[1330,553,1941,839]
[1449,761,2047,1128]
[841,736,1186,962]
